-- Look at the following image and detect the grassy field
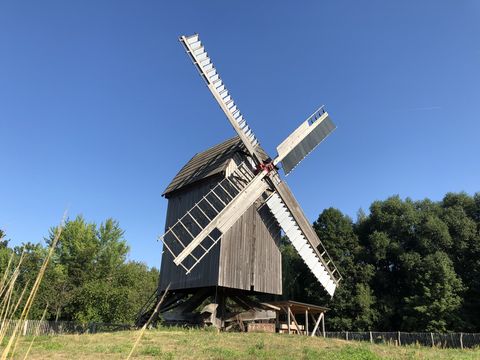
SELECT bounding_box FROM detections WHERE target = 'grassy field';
[4,328,480,360]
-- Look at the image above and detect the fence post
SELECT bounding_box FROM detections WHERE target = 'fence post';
[346,331,348,341]
[398,331,401,346]
[430,332,434,347]
[369,331,373,344]
[23,320,28,336]
[460,333,463,350]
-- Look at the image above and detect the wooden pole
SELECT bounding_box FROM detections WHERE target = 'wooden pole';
[369,331,373,343]
[126,284,170,360]
[460,333,463,350]
[305,310,308,336]
[346,331,349,341]
[287,307,291,335]
[398,331,401,346]
[218,289,225,328]
[430,332,434,347]
[321,312,325,337]
[309,314,317,336]
[275,309,279,333]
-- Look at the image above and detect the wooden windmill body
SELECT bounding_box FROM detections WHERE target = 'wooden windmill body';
[159,137,282,295]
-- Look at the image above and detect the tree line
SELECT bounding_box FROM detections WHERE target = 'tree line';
[0,217,158,324]
[281,192,480,332]
[1,191,479,331]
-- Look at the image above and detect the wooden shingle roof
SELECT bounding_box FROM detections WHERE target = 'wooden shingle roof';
[163,136,269,197]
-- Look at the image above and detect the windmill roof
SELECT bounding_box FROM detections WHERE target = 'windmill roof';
[162,136,269,197]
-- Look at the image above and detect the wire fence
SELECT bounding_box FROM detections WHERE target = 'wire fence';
[0,320,132,337]
[3,320,480,350]
[325,331,480,349]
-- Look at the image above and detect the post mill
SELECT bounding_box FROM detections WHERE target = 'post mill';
[136,34,342,330]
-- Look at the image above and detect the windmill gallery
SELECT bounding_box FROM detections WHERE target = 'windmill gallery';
[137,34,341,335]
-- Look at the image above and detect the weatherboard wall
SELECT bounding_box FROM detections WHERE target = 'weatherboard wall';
[159,154,282,295]
[159,177,221,291]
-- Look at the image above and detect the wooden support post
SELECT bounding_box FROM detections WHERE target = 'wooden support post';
[460,333,463,350]
[305,310,309,336]
[430,332,434,347]
[288,307,301,335]
[346,331,349,341]
[398,331,401,346]
[321,313,325,338]
[369,331,373,343]
[275,310,279,333]
[309,314,317,336]
[310,313,323,337]
[287,307,291,335]
[218,289,226,326]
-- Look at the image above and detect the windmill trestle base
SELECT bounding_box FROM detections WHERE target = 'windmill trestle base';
[140,286,278,330]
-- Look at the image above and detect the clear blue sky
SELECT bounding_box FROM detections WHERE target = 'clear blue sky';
[1,1,479,269]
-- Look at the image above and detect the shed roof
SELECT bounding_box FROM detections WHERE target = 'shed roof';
[268,300,329,314]
[163,136,268,197]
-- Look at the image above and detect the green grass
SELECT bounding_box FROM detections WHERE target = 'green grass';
[3,328,480,359]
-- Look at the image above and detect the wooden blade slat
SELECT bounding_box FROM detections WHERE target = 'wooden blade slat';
[180,34,262,162]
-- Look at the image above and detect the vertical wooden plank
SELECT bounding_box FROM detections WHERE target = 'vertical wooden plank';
[305,310,309,336]
[252,203,282,294]
[218,206,252,290]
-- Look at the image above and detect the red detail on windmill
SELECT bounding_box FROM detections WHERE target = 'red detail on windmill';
[258,162,275,174]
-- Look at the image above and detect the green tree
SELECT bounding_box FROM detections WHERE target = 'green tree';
[401,251,463,331]
[39,216,158,323]
[441,193,480,331]
[281,208,377,331]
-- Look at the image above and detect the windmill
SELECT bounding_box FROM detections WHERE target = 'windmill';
[139,34,341,328]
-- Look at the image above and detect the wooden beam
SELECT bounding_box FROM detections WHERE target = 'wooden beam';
[305,309,309,336]
[321,312,325,337]
[275,310,279,333]
[288,307,302,335]
[286,306,291,335]
[309,313,316,329]
[311,313,323,337]
[230,295,252,311]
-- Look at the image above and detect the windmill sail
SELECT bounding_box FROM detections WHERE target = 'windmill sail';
[265,182,341,296]
[167,32,342,296]
[275,107,336,175]
[180,34,260,161]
